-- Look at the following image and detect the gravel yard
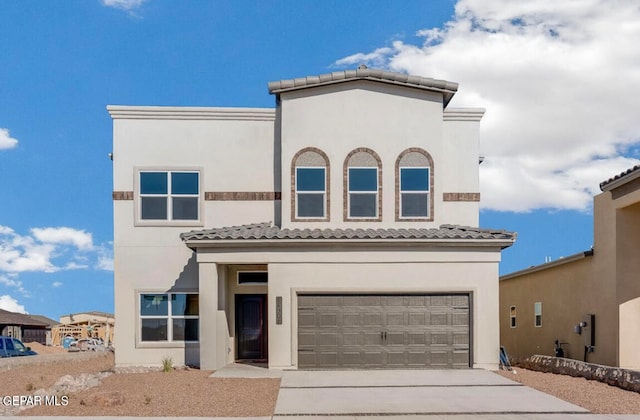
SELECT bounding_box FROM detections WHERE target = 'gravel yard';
[496,367,640,414]
[1,344,639,416]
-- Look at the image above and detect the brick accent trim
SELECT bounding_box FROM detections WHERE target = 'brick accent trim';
[205,192,281,201]
[395,148,435,222]
[443,192,480,202]
[343,147,383,222]
[113,191,134,200]
[291,147,330,222]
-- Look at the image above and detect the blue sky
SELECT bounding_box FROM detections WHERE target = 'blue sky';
[1,0,639,319]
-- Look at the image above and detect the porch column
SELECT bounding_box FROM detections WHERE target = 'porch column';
[199,261,218,370]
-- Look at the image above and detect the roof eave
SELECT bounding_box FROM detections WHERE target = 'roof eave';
[500,249,594,280]
[184,238,515,251]
[269,76,458,107]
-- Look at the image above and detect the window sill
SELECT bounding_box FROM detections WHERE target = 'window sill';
[136,341,199,349]
[134,220,204,228]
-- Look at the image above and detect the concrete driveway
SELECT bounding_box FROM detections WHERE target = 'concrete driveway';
[273,369,593,418]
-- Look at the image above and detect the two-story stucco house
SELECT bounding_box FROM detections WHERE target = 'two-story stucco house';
[108,67,515,371]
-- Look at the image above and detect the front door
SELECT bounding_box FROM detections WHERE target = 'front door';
[236,294,267,361]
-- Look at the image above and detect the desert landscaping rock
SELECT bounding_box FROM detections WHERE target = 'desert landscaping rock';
[86,390,125,407]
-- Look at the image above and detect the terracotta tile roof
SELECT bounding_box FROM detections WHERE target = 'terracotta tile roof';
[268,66,458,106]
[600,164,640,191]
[0,309,49,327]
[181,222,515,243]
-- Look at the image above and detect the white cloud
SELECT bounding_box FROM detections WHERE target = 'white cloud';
[52,281,63,288]
[101,0,147,11]
[0,295,27,314]
[0,128,18,150]
[0,225,108,274]
[0,274,29,297]
[31,227,93,251]
[335,0,640,212]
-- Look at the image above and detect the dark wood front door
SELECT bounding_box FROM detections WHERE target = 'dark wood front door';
[236,294,267,361]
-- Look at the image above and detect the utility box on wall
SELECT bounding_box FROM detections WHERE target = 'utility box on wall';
[583,313,595,351]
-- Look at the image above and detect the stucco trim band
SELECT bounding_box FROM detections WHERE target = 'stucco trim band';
[443,193,481,202]
[113,191,134,200]
[205,192,281,201]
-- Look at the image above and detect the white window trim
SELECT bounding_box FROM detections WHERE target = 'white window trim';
[347,167,378,219]
[237,270,268,286]
[510,305,516,328]
[295,166,326,219]
[399,166,431,219]
[137,292,199,347]
[534,301,542,327]
[134,167,204,227]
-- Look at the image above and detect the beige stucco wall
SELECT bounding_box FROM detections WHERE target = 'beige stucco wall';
[278,82,482,229]
[110,108,276,368]
[195,245,504,371]
[499,254,619,365]
[109,82,498,369]
[500,174,640,368]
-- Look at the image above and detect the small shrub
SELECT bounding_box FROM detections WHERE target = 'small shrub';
[25,383,34,391]
[161,356,173,372]
[144,395,151,405]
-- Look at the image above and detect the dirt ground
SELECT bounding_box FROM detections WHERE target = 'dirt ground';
[2,346,640,416]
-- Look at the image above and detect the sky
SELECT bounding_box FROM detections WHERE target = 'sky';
[1,0,639,319]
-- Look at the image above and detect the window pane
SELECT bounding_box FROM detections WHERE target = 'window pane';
[140,294,168,316]
[140,172,168,194]
[141,197,167,220]
[297,168,325,191]
[238,272,268,284]
[297,193,324,217]
[171,172,199,195]
[172,197,198,220]
[350,193,377,217]
[401,193,429,217]
[12,340,25,350]
[349,168,377,192]
[171,294,199,316]
[172,319,199,341]
[141,319,168,341]
[401,168,429,191]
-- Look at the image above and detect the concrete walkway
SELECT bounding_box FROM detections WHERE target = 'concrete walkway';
[274,369,591,417]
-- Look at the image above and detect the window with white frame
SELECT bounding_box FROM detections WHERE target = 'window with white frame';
[534,302,542,327]
[510,306,517,328]
[139,171,200,221]
[296,167,326,218]
[400,167,430,218]
[348,167,378,218]
[140,293,199,342]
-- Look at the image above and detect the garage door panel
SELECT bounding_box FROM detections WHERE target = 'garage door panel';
[297,294,470,369]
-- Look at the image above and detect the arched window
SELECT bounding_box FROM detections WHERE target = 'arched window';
[396,148,434,221]
[291,147,330,221]
[344,148,382,221]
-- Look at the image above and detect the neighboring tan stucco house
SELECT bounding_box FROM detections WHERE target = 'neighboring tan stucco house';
[500,165,640,369]
[109,67,515,371]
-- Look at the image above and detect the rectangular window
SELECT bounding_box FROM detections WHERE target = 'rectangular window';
[400,167,430,218]
[534,302,542,327]
[238,271,268,285]
[348,167,378,218]
[139,171,199,221]
[510,306,517,328]
[296,167,326,218]
[140,293,199,342]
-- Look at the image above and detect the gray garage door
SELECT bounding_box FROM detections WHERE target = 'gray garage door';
[298,294,470,369]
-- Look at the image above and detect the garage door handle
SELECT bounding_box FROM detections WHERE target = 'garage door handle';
[380,331,387,341]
